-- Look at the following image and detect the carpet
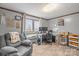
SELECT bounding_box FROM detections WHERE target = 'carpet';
[32,43,79,56]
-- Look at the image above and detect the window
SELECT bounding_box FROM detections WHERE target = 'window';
[25,19,33,32]
[34,20,39,32]
[25,19,39,33]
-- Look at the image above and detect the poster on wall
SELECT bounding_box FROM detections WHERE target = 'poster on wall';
[16,21,21,29]
[6,17,15,27]
[58,18,64,26]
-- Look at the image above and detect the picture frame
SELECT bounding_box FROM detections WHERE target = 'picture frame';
[6,18,15,27]
[58,18,64,26]
[16,21,21,29]
[15,15,22,20]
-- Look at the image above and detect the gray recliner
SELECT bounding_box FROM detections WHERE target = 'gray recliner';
[0,32,32,56]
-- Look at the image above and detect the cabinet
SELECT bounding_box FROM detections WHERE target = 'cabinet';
[58,32,68,45]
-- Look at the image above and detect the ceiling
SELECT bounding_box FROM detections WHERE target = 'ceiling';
[0,3,79,19]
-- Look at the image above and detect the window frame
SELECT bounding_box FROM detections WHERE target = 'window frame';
[33,20,39,32]
[25,18,39,32]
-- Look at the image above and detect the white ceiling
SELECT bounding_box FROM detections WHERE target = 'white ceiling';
[0,3,79,19]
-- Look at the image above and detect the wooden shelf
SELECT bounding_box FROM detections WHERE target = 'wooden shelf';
[69,44,79,49]
[69,40,79,44]
[68,33,79,49]
[69,44,78,47]
[69,36,78,39]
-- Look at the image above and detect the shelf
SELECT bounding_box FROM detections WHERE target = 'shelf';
[69,40,79,44]
[69,44,79,49]
[69,44,78,47]
[69,36,79,39]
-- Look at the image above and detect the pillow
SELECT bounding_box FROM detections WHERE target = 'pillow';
[5,33,21,47]
[21,40,32,46]
[0,46,18,55]
[9,32,21,44]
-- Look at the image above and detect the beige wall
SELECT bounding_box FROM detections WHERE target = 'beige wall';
[0,9,22,35]
[48,13,79,34]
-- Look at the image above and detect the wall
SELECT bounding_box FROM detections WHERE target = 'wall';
[0,9,22,35]
[48,13,79,34]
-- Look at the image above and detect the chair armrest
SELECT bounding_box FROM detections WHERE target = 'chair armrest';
[21,39,32,46]
[0,46,18,55]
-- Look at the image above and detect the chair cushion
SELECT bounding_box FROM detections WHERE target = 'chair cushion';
[16,46,31,56]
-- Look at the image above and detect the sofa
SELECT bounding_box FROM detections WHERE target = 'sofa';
[0,32,32,56]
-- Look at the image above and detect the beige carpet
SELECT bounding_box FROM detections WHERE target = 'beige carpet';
[32,43,79,56]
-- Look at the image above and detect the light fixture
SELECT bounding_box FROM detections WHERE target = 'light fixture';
[42,3,58,12]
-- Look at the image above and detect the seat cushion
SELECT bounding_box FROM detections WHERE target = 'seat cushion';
[16,46,32,56]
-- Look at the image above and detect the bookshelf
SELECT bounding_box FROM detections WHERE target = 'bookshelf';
[68,34,79,49]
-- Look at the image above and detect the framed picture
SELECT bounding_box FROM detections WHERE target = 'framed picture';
[15,15,22,20]
[6,17,15,27]
[16,21,21,29]
[58,18,64,26]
